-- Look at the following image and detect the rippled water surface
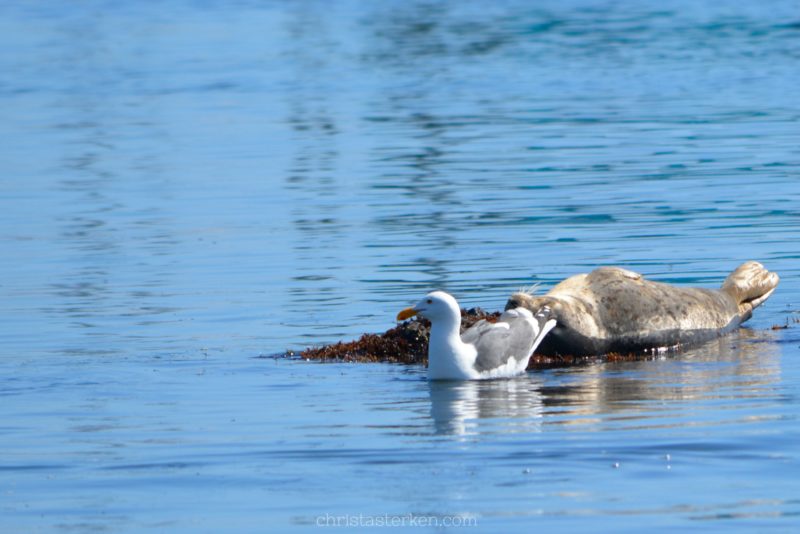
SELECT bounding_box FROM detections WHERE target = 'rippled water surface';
[2,1,800,532]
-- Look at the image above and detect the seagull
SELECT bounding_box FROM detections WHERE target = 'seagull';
[397,291,556,380]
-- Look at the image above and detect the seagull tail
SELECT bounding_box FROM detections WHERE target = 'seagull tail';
[528,306,557,358]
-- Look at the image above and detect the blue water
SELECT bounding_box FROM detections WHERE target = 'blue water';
[2,1,800,532]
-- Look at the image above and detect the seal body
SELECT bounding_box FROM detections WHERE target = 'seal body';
[505,262,779,356]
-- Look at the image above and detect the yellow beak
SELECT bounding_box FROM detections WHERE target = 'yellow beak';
[396,307,418,321]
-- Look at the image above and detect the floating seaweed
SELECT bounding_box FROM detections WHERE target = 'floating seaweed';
[298,308,674,369]
[299,308,499,365]
[299,309,793,369]
[771,316,800,330]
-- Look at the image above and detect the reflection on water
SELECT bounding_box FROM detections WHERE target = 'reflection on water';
[542,329,783,427]
[429,376,544,436]
[427,329,782,437]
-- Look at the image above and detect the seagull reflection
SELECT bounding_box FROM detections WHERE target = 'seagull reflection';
[428,376,544,436]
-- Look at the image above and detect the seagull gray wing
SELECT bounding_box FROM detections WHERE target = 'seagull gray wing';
[467,307,555,374]
[460,319,497,346]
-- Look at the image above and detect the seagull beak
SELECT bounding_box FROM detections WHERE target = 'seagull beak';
[396,307,418,321]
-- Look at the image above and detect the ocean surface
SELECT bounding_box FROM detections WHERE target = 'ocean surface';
[2,0,799,532]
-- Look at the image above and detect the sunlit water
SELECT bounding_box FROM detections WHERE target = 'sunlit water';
[2,1,799,532]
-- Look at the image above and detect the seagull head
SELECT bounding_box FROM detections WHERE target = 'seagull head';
[397,291,460,323]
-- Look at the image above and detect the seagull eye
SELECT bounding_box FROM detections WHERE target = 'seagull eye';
[426,299,432,304]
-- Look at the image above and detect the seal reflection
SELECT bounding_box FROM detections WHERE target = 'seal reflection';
[538,328,783,429]
[427,329,782,436]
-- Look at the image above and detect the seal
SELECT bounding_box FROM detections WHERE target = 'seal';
[504,261,779,356]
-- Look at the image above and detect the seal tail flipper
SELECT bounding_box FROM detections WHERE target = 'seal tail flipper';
[720,261,780,319]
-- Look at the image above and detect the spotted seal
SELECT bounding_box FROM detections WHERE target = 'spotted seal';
[505,261,779,356]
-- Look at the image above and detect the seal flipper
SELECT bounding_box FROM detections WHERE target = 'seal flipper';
[720,261,780,321]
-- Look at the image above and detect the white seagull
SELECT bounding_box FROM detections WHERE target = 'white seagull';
[397,291,556,380]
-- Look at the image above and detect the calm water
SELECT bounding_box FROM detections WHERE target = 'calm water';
[2,0,800,532]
